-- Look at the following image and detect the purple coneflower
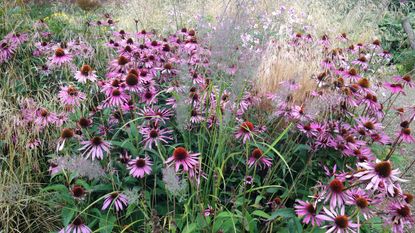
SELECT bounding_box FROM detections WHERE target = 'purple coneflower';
[235,121,255,143]
[35,108,57,127]
[316,207,359,233]
[345,188,374,220]
[294,200,322,226]
[384,82,405,94]
[396,128,415,143]
[71,185,86,200]
[127,156,153,178]
[386,202,414,233]
[355,160,406,195]
[141,126,172,149]
[165,147,199,173]
[102,192,128,212]
[102,88,129,108]
[75,64,97,83]
[59,217,91,233]
[58,86,86,106]
[393,75,414,88]
[247,148,272,169]
[324,178,348,209]
[79,136,111,160]
[50,47,72,66]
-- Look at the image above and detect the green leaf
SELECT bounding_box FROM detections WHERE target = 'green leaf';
[99,215,116,233]
[182,223,198,233]
[61,207,75,226]
[268,208,296,220]
[252,210,271,219]
[42,184,68,193]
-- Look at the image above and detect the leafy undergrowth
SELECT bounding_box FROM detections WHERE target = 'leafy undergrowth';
[1,1,415,233]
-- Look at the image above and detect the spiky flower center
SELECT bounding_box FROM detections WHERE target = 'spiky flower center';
[126,74,139,86]
[397,205,411,217]
[72,185,85,198]
[61,128,74,138]
[240,121,254,133]
[144,91,153,99]
[40,109,49,117]
[251,148,263,159]
[329,179,344,193]
[403,193,414,204]
[67,86,78,96]
[402,128,411,135]
[72,217,83,226]
[111,192,119,199]
[112,89,121,97]
[334,215,349,229]
[164,63,172,70]
[78,117,90,128]
[356,197,369,208]
[55,48,65,57]
[306,204,316,214]
[150,129,158,138]
[80,64,92,75]
[173,147,188,161]
[374,161,392,178]
[91,136,103,146]
[403,75,412,82]
[363,121,374,130]
[358,78,370,88]
[135,158,146,168]
[118,56,129,65]
[358,56,367,62]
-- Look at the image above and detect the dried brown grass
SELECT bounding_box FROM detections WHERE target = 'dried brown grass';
[254,42,321,102]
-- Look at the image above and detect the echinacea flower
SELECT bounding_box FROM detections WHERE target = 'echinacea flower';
[79,136,111,160]
[386,202,414,233]
[57,128,75,151]
[345,188,374,220]
[324,178,348,209]
[127,156,153,178]
[59,217,91,233]
[235,121,256,143]
[165,147,199,173]
[50,47,72,66]
[140,126,172,149]
[71,185,86,200]
[294,200,322,226]
[384,82,405,94]
[244,175,253,185]
[102,88,129,108]
[75,64,97,83]
[396,128,415,144]
[393,75,414,88]
[247,148,272,168]
[316,207,359,233]
[102,192,128,212]
[35,108,57,128]
[355,160,406,195]
[58,86,86,106]
[204,205,214,217]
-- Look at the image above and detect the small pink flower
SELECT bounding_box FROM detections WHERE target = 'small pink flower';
[384,82,405,94]
[235,121,256,143]
[127,156,153,178]
[316,207,359,233]
[294,200,322,226]
[165,147,199,173]
[58,86,86,106]
[355,160,406,195]
[140,126,172,149]
[49,47,72,66]
[102,192,128,212]
[59,217,91,233]
[75,64,97,83]
[79,136,111,160]
[247,148,272,169]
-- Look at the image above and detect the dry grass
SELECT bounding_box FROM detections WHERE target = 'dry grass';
[254,42,321,101]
